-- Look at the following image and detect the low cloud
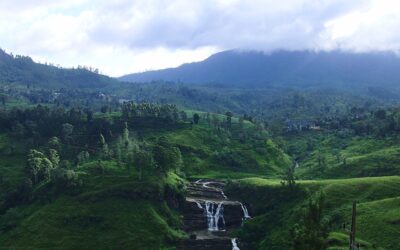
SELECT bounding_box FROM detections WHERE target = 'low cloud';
[1,0,399,76]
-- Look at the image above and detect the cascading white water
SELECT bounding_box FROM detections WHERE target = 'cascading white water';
[189,180,251,248]
[195,201,203,209]
[200,181,227,199]
[220,190,228,199]
[205,201,225,231]
[231,238,240,250]
[240,203,251,219]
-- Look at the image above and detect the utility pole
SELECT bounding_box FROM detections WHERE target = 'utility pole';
[349,201,357,250]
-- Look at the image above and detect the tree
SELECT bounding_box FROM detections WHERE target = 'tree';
[77,151,90,166]
[99,134,109,159]
[281,162,296,188]
[26,149,54,184]
[153,137,182,174]
[211,113,219,129]
[180,111,188,122]
[238,116,244,130]
[48,149,60,168]
[374,109,387,120]
[193,113,200,124]
[48,137,61,151]
[206,112,211,126]
[115,122,138,164]
[86,109,94,123]
[0,94,6,106]
[51,168,79,190]
[61,123,73,142]
[122,122,130,148]
[134,150,153,180]
[100,105,109,113]
[291,192,328,250]
[225,111,233,129]
[317,152,327,172]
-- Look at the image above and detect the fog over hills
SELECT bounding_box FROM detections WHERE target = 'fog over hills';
[120,50,400,91]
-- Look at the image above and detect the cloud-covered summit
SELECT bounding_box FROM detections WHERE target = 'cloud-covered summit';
[1,0,399,76]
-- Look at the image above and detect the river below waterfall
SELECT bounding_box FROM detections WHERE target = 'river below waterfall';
[181,179,251,250]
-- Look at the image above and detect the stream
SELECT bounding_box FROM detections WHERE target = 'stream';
[181,179,251,250]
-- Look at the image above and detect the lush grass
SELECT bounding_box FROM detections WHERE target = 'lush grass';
[355,197,400,249]
[0,198,183,249]
[283,131,400,179]
[327,232,379,250]
[0,158,186,249]
[5,108,399,249]
[226,176,400,249]
[0,111,290,249]
[161,124,290,177]
[0,134,27,188]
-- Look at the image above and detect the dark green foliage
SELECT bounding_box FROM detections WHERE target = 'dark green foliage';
[0,207,25,231]
[76,151,90,166]
[291,192,328,250]
[99,133,110,160]
[50,168,80,190]
[193,113,200,124]
[26,149,54,184]
[153,137,182,174]
[281,162,296,188]
[2,56,400,250]
[226,176,400,250]
[122,102,179,121]
[1,178,33,213]
[134,149,153,180]
[0,49,118,89]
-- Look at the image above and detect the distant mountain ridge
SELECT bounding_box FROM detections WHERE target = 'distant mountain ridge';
[119,50,400,90]
[0,49,118,89]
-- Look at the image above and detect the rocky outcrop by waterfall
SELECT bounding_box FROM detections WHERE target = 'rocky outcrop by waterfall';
[181,179,251,250]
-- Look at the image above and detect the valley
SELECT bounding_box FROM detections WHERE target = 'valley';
[1,49,400,249]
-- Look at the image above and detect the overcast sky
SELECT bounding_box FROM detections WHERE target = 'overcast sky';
[1,0,400,76]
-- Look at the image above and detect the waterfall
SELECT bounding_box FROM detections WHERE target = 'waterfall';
[221,190,228,199]
[205,201,225,231]
[202,181,228,200]
[195,201,203,209]
[231,238,240,250]
[240,203,251,219]
[201,181,210,188]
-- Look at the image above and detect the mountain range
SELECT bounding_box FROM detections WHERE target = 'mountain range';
[0,49,118,89]
[120,50,400,92]
[2,48,400,103]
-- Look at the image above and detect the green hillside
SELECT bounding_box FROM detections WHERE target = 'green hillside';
[0,169,185,249]
[283,131,400,179]
[226,176,400,249]
[0,49,119,89]
[2,48,400,249]
[0,104,291,249]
